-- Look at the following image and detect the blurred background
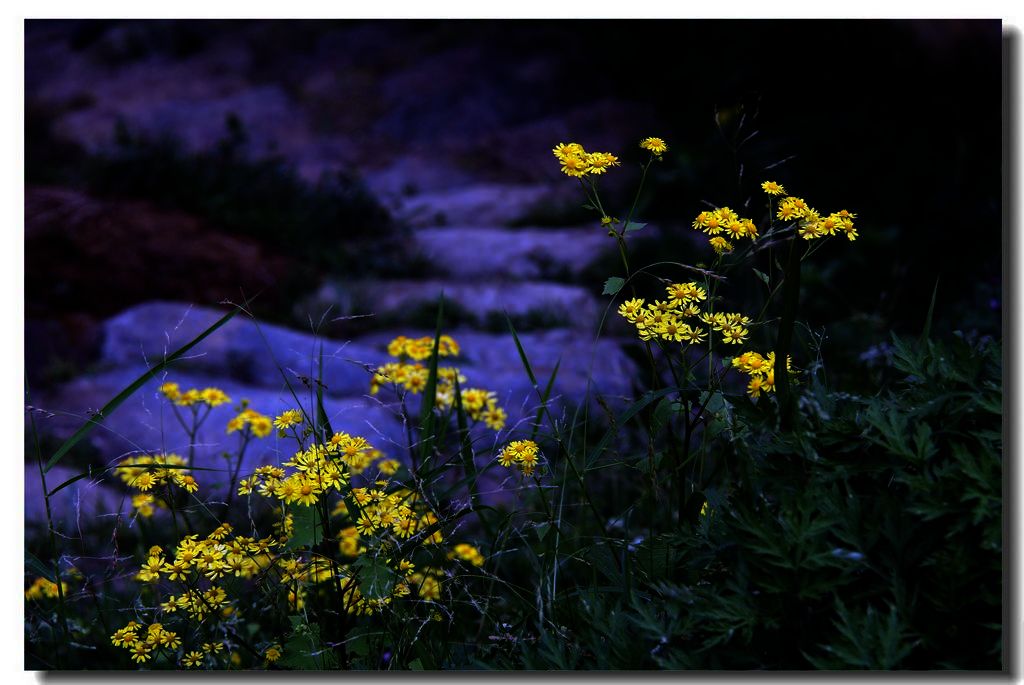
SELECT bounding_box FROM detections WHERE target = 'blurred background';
[24,19,1002,516]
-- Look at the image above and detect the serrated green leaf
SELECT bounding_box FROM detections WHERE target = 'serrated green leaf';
[603,277,626,295]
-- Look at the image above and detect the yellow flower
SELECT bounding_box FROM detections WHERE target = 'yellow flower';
[418,575,441,601]
[173,472,199,493]
[200,387,231,406]
[132,493,156,517]
[639,137,668,154]
[265,645,282,663]
[617,298,646,322]
[182,651,204,668]
[777,202,800,221]
[377,458,401,476]
[586,151,620,175]
[709,236,733,254]
[482,401,507,431]
[132,472,156,491]
[721,327,749,345]
[559,154,591,177]
[251,415,273,438]
[273,409,304,431]
[725,220,747,240]
[761,180,786,195]
[158,382,181,402]
[552,142,585,160]
[130,641,153,663]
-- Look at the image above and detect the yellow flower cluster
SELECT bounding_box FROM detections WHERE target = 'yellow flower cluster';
[24,576,68,601]
[767,182,858,241]
[237,432,371,508]
[117,453,199,494]
[159,382,231,407]
[699,311,753,346]
[387,334,460,360]
[348,485,444,545]
[497,439,541,476]
[691,206,760,254]
[132,493,165,518]
[449,543,485,567]
[618,286,707,345]
[552,142,621,177]
[618,286,753,346]
[409,568,444,602]
[731,351,795,398]
[113,376,497,666]
[110,621,182,663]
[371,335,507,431]
[136,532,276,590]
[226,406,273,437]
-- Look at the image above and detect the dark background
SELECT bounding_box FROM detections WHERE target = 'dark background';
[25,19,1003,393]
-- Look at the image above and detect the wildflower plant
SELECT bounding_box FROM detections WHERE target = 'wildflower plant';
[25,128,1000,672]
[551,135,860,533]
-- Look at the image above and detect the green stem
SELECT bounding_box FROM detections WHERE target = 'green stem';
[775,236,802,431]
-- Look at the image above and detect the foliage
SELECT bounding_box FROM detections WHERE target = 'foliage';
[25,134,1001,671]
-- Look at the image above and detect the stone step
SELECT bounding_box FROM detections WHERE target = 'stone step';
[98,302,638,403]
[306,278,602,331]
[411,225,614,281]
[383,182,578,228]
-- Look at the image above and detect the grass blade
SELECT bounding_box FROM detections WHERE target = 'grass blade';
[530,358,561,443]
[505,311,539,387]
[418,293,445,465]
[920,278,940,343]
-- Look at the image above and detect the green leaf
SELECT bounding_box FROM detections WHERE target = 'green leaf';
[535,522,551,542]
[624,221,647,233]
[586,387,679,469]
[44,307,240,473]
[279,619,336,670]
[352,556,399,600]
[581,203,595,210]
[650,396,675,437]
[752,268,770,286]
[283,504,321,551]
[603,277,626,296]
[345,627,373,659]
